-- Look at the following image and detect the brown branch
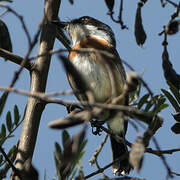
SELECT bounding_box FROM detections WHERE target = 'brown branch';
[0,48,32,70]
[48,100,163,128]
[171,171,180,176]
[29,48,115,61]
[146,147,180,156]
[0,86,162,126]
[128,139,180,157]
[0,87,73,98]
[12,0,61,179]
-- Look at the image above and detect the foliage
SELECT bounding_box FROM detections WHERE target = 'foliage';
[54,129,87,180]
[0,95,25,179]
[0,0,180,179]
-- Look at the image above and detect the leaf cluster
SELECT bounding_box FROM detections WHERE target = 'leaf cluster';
[53,129,87,180]
[0,92,25,178]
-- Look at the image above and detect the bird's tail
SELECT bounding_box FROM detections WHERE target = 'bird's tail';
[110,135,131,176]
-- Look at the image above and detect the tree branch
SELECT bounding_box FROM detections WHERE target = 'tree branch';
[146,147,180,156]
[12,0,61,179]
[0,48,32,70]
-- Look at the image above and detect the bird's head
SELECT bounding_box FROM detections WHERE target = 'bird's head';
[53,16,116,46]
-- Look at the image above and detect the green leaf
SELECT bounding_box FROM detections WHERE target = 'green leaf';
[159,97,166,104]
[129,84,141,104]
[77,151,85,163]
[0,92,8,117]
[55,142,62,156]
[6,111,12,132]
[134,3,147,46]
[0,155,3,165]
[138,93,150,109]
[154,104,169,114]
[104,0,114,12]
[151,96,166,114]
[79,139,88,153]
[0,19,12,58]
[171,123,180,134]
[21,105,27,121]
[161,89,180,112]
[54,145,62,179]
[70,151,85,177]
[144,101,153,112]
[167,81,180,104]
[0,139,4,146]
[54,155,59,178]
[1,123,6,138]
[7,145,16,157]
[62,130,70,148]
[173,112,180,122]
[134,83,141,101]
[70,168,78,180]
[14,105,20,126]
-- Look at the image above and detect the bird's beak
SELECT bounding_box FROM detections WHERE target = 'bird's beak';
[51,20,68,28]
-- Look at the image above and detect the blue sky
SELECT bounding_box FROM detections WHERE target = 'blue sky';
[0,0,180,179]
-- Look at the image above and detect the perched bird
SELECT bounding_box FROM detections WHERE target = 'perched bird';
[53,16,130,175]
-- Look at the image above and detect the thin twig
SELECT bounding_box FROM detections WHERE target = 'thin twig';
[160,0,166,7]
[118,0,127,29]
[9,22,42,88]
[171,171,180,176]
[0,146,19,177]
[152,136,173,178]
[84,153,128,179]
[146,147,180,156]
[0,87,162,126]
[0,4,31,45]
[0,145,18,179]
[0,9,9,18]
[166,0,178,7]
[107,0,127,29]
[89,134,108,166]
[29,48,115,60]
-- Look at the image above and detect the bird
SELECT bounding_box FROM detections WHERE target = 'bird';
[53,16,131,175]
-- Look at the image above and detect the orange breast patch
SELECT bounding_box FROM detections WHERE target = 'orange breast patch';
[68,36,111,60]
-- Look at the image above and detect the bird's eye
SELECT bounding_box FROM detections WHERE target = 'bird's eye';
[82,17,89,22]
